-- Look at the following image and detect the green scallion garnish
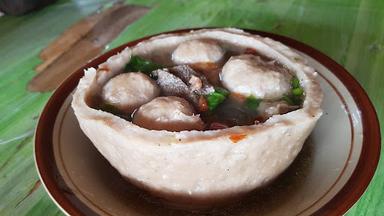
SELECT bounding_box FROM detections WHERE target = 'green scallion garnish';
[206,87,229,111]
[245,95,261,110]
[292,87,304,96]
[125,56,162,74]
[291,76,300,89]
[283,76,304,105]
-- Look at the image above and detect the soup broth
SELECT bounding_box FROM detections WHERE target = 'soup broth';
[95,44,304,131]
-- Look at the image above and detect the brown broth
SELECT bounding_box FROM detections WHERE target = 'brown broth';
[200,97,262,129]
[96,50,302,131]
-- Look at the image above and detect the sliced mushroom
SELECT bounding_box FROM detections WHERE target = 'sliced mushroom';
[169,65,214,95]
[152,69,190,98]
[152,65,214,111]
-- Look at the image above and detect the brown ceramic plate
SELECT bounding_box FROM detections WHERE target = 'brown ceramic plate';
[34,29,381,216]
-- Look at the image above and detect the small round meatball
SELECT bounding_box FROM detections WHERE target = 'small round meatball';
[221,55,291,100]
[172,39,225,64]
[101,73,160,114]
[133,96,205,131]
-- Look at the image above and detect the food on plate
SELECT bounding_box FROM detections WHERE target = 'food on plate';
[72,28,323,207]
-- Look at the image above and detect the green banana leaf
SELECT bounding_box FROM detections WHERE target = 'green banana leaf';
[0,0,383,215]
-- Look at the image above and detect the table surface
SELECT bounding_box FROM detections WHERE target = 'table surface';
[0,0,382,215]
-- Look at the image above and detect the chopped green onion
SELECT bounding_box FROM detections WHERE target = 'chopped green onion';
[293,96,303,105]
[283,93,303,106]
[206,88,229,111]
[292,87,304,96]
[291,76,300,89]
[283,76,304,105]
[125,56,162,74]
[282,95,294,105]
[245,95,261,110]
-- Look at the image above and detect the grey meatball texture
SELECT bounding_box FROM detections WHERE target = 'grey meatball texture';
[172,39,225,64]
[133,96,205,131]
[221,55,291,100]
[101,73,160,114]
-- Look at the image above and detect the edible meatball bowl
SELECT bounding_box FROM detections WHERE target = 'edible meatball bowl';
[71,28,322,206]
[35,28,381,215]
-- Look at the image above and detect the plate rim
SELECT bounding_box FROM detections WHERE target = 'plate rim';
[34,28,381,216]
